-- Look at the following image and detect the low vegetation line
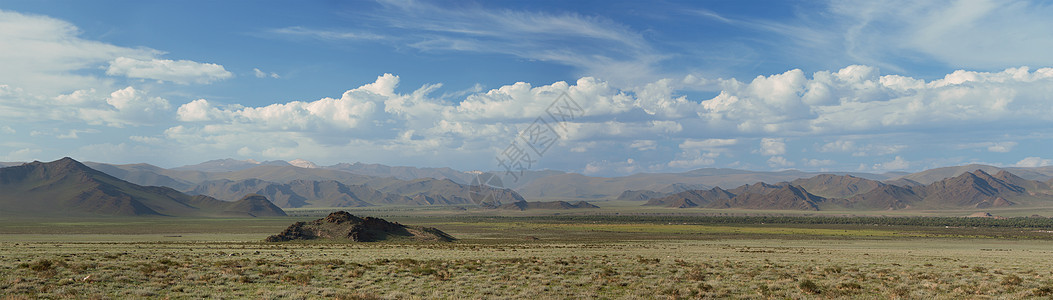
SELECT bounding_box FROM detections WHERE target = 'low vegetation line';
[426,215,1053,229]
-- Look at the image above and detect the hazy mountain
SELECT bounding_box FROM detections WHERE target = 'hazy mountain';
[889,164,1053,185]
[498,201,599,210]
[173,158,291,172]
[0,162,23,167]
[644,187,733,208]
[515,169,891,199]
[83,162,196,190]
[326,162,475,183]
[0,158,285,217]
[646,185,824,210]
[376,178,525,206]
[616,190,669,201]
[650,170,1053,211]
[187,177,525,207]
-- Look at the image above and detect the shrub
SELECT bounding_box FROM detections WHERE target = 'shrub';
[1000,274,1022,286]
[1033,286,1053,296]
[799,279,821,294]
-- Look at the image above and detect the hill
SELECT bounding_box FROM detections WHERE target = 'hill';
[498,201,599,210]
[888,164,1053,184]
[0,158,285,217]
[648,185,824,210]
[265,211,454,242]
[789,174,884,198]
[616,190,669,201]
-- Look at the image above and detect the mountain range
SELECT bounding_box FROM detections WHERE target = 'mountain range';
[8,157,1053,212]
[644,170,1053,211]
[0,158,286,217]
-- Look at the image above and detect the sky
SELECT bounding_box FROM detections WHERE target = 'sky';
[2,0,1053,177]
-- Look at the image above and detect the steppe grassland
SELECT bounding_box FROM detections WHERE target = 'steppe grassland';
[1,213,1053,298]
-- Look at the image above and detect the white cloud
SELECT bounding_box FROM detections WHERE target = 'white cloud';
[0,10,219,129]
[270,26,386,41]
[1,148,41,162]
[629,140,657,151]
[57,129,99,139]
[107,57,232,84]
[254,68,280,79]
[1014,157,1051,168]
[0,126,13,134]
[583,158,641,176]
[827,1,1053,70]
[667,155,717,169]
[767,156,794,168]
[819,139,906,156]
[803,158,835,167]
[957,141,1017,153]
[167,65,1053,172]
[680,138,738,150]
[74,87,171,127]
[309,0,662,86]
[0,10,157,95]
[873,156,910,171]
[129,135,162,144]
[760,138,786,155]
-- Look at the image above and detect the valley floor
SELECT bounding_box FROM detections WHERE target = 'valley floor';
[2,213,1053,298]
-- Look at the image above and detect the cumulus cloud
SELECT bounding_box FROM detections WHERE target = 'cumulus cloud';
[0,126,13,134]
[957,141,1017,153]
[760,138,786,155]
[629,140,657,151]
[873,156,910,171]
[254,68,280,79]
[1014,157,1051,168]
[819,140,906,156]
[107,57,232,84]
[767,156,794,168]
[583,158,642,176]
[0,10,222,129]
[803,158,835,167]
[169,65,1053,173]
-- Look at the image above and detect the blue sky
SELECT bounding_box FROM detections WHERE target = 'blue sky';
[2,0,1053,176]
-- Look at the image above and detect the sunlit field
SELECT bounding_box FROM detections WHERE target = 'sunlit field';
[3,210,1053,298]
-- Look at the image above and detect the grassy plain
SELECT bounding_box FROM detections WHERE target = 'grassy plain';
[3,206,1053,298]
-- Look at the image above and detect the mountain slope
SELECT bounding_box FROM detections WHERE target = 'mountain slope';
[498,201,599,210]
[0,158,285,217]
[790,174,883,198]
[712,185,825,211]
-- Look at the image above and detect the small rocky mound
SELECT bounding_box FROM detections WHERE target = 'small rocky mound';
[265,211,454,242]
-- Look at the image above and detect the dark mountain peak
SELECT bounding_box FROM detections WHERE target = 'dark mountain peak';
[225,194,287,217]
[498,200,599,210]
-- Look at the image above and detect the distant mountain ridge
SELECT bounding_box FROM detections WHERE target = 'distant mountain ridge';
[64,158,1053,209]
[646,170,1053,211]
[0,158,285,217]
